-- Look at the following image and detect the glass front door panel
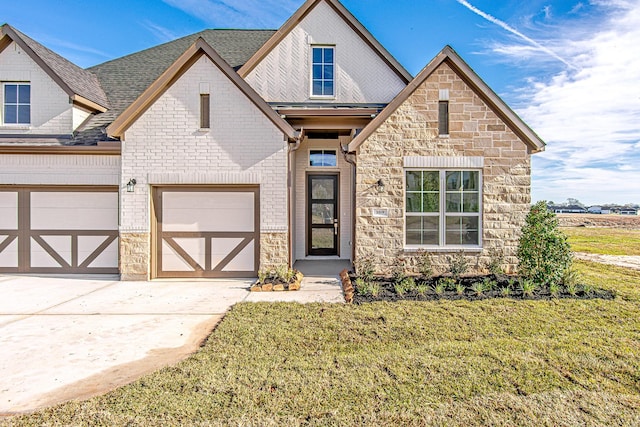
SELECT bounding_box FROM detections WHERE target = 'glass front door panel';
[308,175,338,256]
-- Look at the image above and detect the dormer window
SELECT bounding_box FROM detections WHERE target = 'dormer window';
[3,83,30,125]
[311,46,334,98]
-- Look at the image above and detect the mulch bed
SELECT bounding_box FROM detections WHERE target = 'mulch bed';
[340,271,615,304]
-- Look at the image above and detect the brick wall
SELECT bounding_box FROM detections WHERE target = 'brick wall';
[355,62,531,275]
[121,55,289,278]
[244,1,406,104]
[0,154,120,185]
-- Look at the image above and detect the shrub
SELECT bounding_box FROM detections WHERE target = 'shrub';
[455,282,466,295]
[448,251,469,280]
[517,201,573,286]
[355,257,375,283]
[439,277,457,291]
[549,282,561,298]
[470,281,485,296]
[520,279,537,297]
[257,269,268,285]
[395,277,416,295]
[500,286,511,297]
[416,284,429,297]
[432,281,446,295]
[391,256,407,283]
[486,248,504,275]
[416,250,434,279]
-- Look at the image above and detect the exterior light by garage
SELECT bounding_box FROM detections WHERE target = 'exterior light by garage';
[126,178,137,193]
[376,179,385,193]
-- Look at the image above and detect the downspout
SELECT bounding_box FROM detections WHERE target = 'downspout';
[287,129,303,268]
[341,132,357,267]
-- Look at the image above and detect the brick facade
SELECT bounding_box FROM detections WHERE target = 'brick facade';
[355,62,532,275]
[120,55,289,279]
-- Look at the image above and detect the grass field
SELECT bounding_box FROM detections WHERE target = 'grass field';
[4,257,640,426]
[562,227,640,256]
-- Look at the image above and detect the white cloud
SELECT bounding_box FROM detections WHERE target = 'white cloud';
[485,0,640,204]
[141,21,180,43]
[161,0,299,28]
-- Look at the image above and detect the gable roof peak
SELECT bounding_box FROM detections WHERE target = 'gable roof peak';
[238,0,412,83]
[348,45,545,153]
[106,37,296,141]
[0,24,109,111]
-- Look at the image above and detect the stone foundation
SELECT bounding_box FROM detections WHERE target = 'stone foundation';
[355,62,531,276]
[119,232,150,281]
[260,232,289,271]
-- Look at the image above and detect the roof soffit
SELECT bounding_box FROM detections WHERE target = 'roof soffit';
[237,0,412,83]
[107,38,296,140]
[348,46,546,153]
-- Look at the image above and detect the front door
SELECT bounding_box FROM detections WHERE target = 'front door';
[307,174,339,256]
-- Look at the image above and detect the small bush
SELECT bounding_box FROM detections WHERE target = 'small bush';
[391,256,407,283]
[432,281,446,295]
[355,257,375,283]
[549,282,561,298]
[455,282,466,295]
[257,269,268,285]
[520,279,537,297]
[416,283,429,297]
[500,286,511,297]
[448,251,469,280]
[470,281,485,296]
[439,277,457,292]
[486,248,504,275]
[416,250,434,279]
[517,201,573,285]
[395,277,415,296]
[482,277,497,292]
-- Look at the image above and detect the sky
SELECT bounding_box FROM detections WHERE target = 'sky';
[2,0,639,206]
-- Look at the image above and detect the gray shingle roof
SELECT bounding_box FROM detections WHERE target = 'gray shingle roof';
[2,25,110,110]
[74,29,275,144]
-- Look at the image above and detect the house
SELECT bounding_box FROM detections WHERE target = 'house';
[587,206,611,214]
[620,208,638,216]
[548,205,587,214]
[0,0,544,279]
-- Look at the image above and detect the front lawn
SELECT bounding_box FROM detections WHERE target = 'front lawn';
[4,261,640,426]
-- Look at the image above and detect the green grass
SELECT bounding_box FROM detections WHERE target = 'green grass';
[4,261,640,426]
[562,227,640,256]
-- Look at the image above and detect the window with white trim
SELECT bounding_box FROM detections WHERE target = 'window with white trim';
[406,169,481,247]
[3,83,30,125]
[311,46,334,97]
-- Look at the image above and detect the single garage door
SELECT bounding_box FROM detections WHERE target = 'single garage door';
[0,187,119,274]
[153,186,259,278]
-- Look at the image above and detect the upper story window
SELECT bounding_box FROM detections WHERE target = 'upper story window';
[406,169,481,247]
[311,46,334,98]
[3,83,31,125]
[438,89,449,136]
[309,149,337,167]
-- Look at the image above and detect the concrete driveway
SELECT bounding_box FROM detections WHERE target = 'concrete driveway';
[0,272,344,415]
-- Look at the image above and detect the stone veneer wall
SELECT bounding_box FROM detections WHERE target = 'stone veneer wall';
[120,233,150,281]
[260,232,289,271]
[355,62,532,275]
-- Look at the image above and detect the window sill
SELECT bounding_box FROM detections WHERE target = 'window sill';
[404,246,482,253]
[438,134,450,138]
[309,96,336,101]
[0,125,31,130]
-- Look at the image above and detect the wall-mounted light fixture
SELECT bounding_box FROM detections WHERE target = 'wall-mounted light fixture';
[126,178,137,193]
[376,179,385,193]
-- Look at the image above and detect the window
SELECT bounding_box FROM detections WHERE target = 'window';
[3,83,30,125]
[438,88,449,136]
[311,46,334,97]
[200,94,210,129]
[309,150,337,167]
[438,101,449,135]
[406,170,481,247]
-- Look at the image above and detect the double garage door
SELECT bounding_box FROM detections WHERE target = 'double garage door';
[153,186,259,278]
[0,187,119,274]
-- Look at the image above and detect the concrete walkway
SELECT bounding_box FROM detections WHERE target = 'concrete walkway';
[0,268,344,415]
